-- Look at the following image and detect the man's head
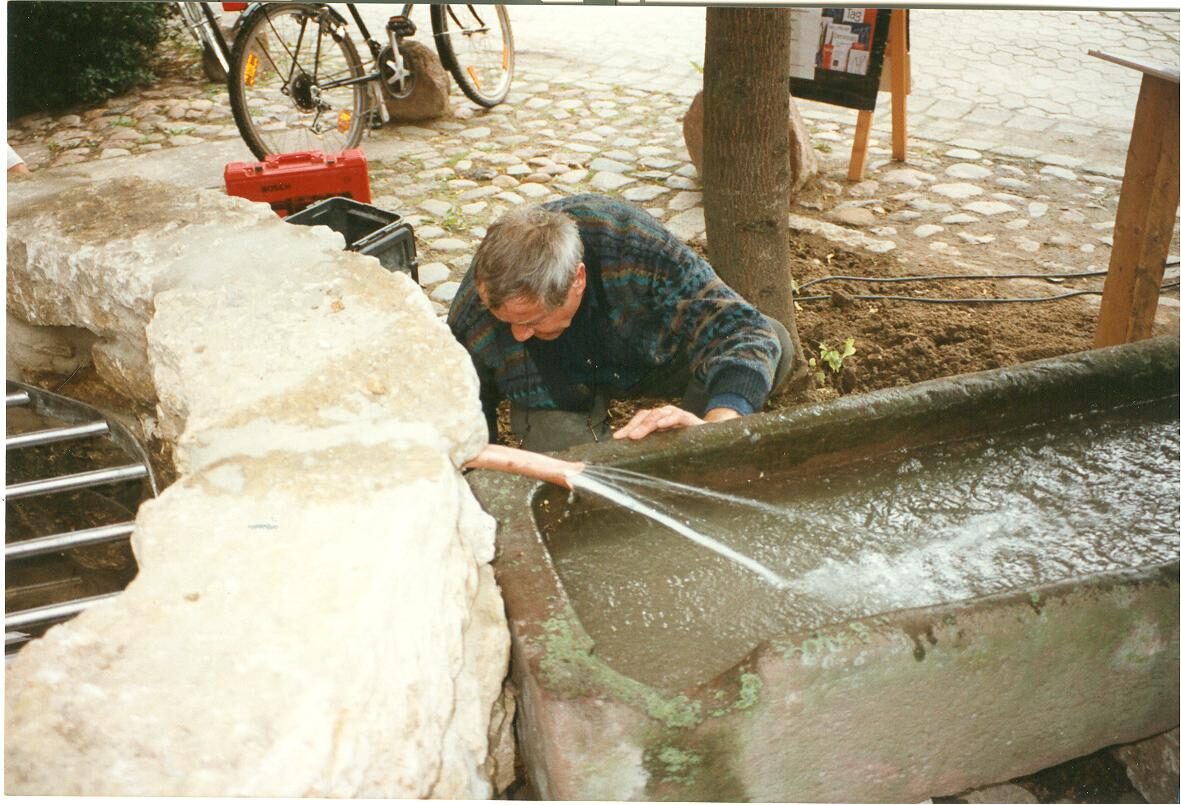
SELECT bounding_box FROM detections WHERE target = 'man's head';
[473,205,586,342]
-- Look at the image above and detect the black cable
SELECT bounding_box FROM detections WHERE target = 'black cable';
[797,260,1181,294]
[797,279,1180,306]
[796,269,1108,292]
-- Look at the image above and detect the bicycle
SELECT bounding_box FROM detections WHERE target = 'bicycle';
[226,3,515,159]
[175,2,242,83]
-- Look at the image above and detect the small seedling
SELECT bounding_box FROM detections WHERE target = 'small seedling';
[441,206,467,231]
[819,337,856,373]
[810,337,856,387]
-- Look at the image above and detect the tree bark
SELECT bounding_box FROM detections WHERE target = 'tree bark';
[702,7,803,380]
[684,91,819,193]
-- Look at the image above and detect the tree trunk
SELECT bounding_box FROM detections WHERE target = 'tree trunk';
[683,92,819,193]
[702,7,804,380]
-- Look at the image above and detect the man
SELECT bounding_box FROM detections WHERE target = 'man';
[447,194,793,452]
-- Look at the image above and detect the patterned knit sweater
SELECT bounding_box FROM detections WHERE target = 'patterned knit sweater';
[447,194,782,441]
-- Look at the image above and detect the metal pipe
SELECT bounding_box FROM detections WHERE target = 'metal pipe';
[5,632,32,652]
[4,592,120,632]
[6,380,159,496]
[6,420,109,450]
[5,522,136,561]
[6,464,149,500]
[463,444,585,490]
[6,390,30,407]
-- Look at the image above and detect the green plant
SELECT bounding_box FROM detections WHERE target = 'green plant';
[8,2,174,116]
[441,206,468,231]
[809,337,856,386]
[814,141,832,154]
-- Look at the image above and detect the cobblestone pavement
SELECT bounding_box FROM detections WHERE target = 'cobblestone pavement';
[506,6,1180,166]
[7,7,1179,321]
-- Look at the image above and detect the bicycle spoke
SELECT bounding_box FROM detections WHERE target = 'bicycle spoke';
[230,4,366,158]
[434,4,513,107]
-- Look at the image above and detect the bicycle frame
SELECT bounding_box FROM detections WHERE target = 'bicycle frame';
[227,1,512,156]
[178,2,232,73]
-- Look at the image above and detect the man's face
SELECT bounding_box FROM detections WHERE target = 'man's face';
[483,263,586,342]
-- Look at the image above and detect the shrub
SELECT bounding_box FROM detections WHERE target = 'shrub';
[8,2,174,117]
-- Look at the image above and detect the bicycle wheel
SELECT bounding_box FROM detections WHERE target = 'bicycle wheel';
[430,4,514,108]
[227,3,366,159]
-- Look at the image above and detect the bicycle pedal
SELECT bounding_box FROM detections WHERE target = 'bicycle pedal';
[386,15,416,37]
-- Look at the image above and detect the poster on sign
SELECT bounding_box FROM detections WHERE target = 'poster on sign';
[789,8,893,111]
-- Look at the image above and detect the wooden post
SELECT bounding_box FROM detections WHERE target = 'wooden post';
[847,9,909,180]
[848,110,873,181]
[1093,67,1181,347]
[889,8,909,161]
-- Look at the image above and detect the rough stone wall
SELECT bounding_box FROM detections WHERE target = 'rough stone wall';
[5,177,508,797]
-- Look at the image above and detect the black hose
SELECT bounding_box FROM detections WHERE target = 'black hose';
[796,289,1102,304]
[795,257,1181,304]
[796,269,1109,292]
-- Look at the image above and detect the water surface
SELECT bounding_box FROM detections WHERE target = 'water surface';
[543,400,1180,690]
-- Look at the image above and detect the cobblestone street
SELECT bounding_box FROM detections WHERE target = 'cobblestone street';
[7,6,1180,322]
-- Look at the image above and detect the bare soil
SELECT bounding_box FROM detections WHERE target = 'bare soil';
[552,227,1124,438]
[785,229,1102,400]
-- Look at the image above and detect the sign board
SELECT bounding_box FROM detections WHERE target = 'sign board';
[789,8,893,112]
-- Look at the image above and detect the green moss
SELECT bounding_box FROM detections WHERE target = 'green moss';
[537,612,702,729]
[773,623,879,665]
[655,745,701,782]
[734,672,762,710]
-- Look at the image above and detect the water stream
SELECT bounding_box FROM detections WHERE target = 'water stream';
[542,399,1180,690]
[567,470,790,590]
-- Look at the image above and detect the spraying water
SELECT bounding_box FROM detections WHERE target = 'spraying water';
[567,468,790,590]
[544,399,1180,689]
[464,443,793,589]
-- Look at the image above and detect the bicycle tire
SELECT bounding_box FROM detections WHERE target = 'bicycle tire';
[430,4,514,108]
[227,3,366,159]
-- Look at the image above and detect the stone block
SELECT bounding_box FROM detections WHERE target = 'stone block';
[682,90,818,192]
[5,312,97,379]
[7,177,277,403]
[383,41,452,122]
[4,175,508,798]
[5,444,507,797]
[143,226,484,474]
[1115,727,1179,803]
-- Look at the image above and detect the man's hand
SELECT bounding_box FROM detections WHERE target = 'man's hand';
[613,405,740,441]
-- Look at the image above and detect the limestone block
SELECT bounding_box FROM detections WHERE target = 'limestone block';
[5,442,508,797]
[4,174,484,470]
[383,41,451,122]
[145,237,485,474]
[6,177,277,402]
[5,311,97,379]
[1115,727,1179,803]
[5,175,508,799]
[683,90,819,192]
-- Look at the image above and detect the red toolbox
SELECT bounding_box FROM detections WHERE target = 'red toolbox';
[223,149,372,218]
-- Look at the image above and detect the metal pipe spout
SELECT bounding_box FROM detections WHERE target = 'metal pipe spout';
[463,444,585,490]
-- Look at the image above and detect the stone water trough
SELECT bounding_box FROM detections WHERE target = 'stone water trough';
[469,336,1180,801]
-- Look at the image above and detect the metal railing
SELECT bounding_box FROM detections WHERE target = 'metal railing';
[5,380,158,656]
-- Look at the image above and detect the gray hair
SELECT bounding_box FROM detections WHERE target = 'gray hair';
[472,204,584,309]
